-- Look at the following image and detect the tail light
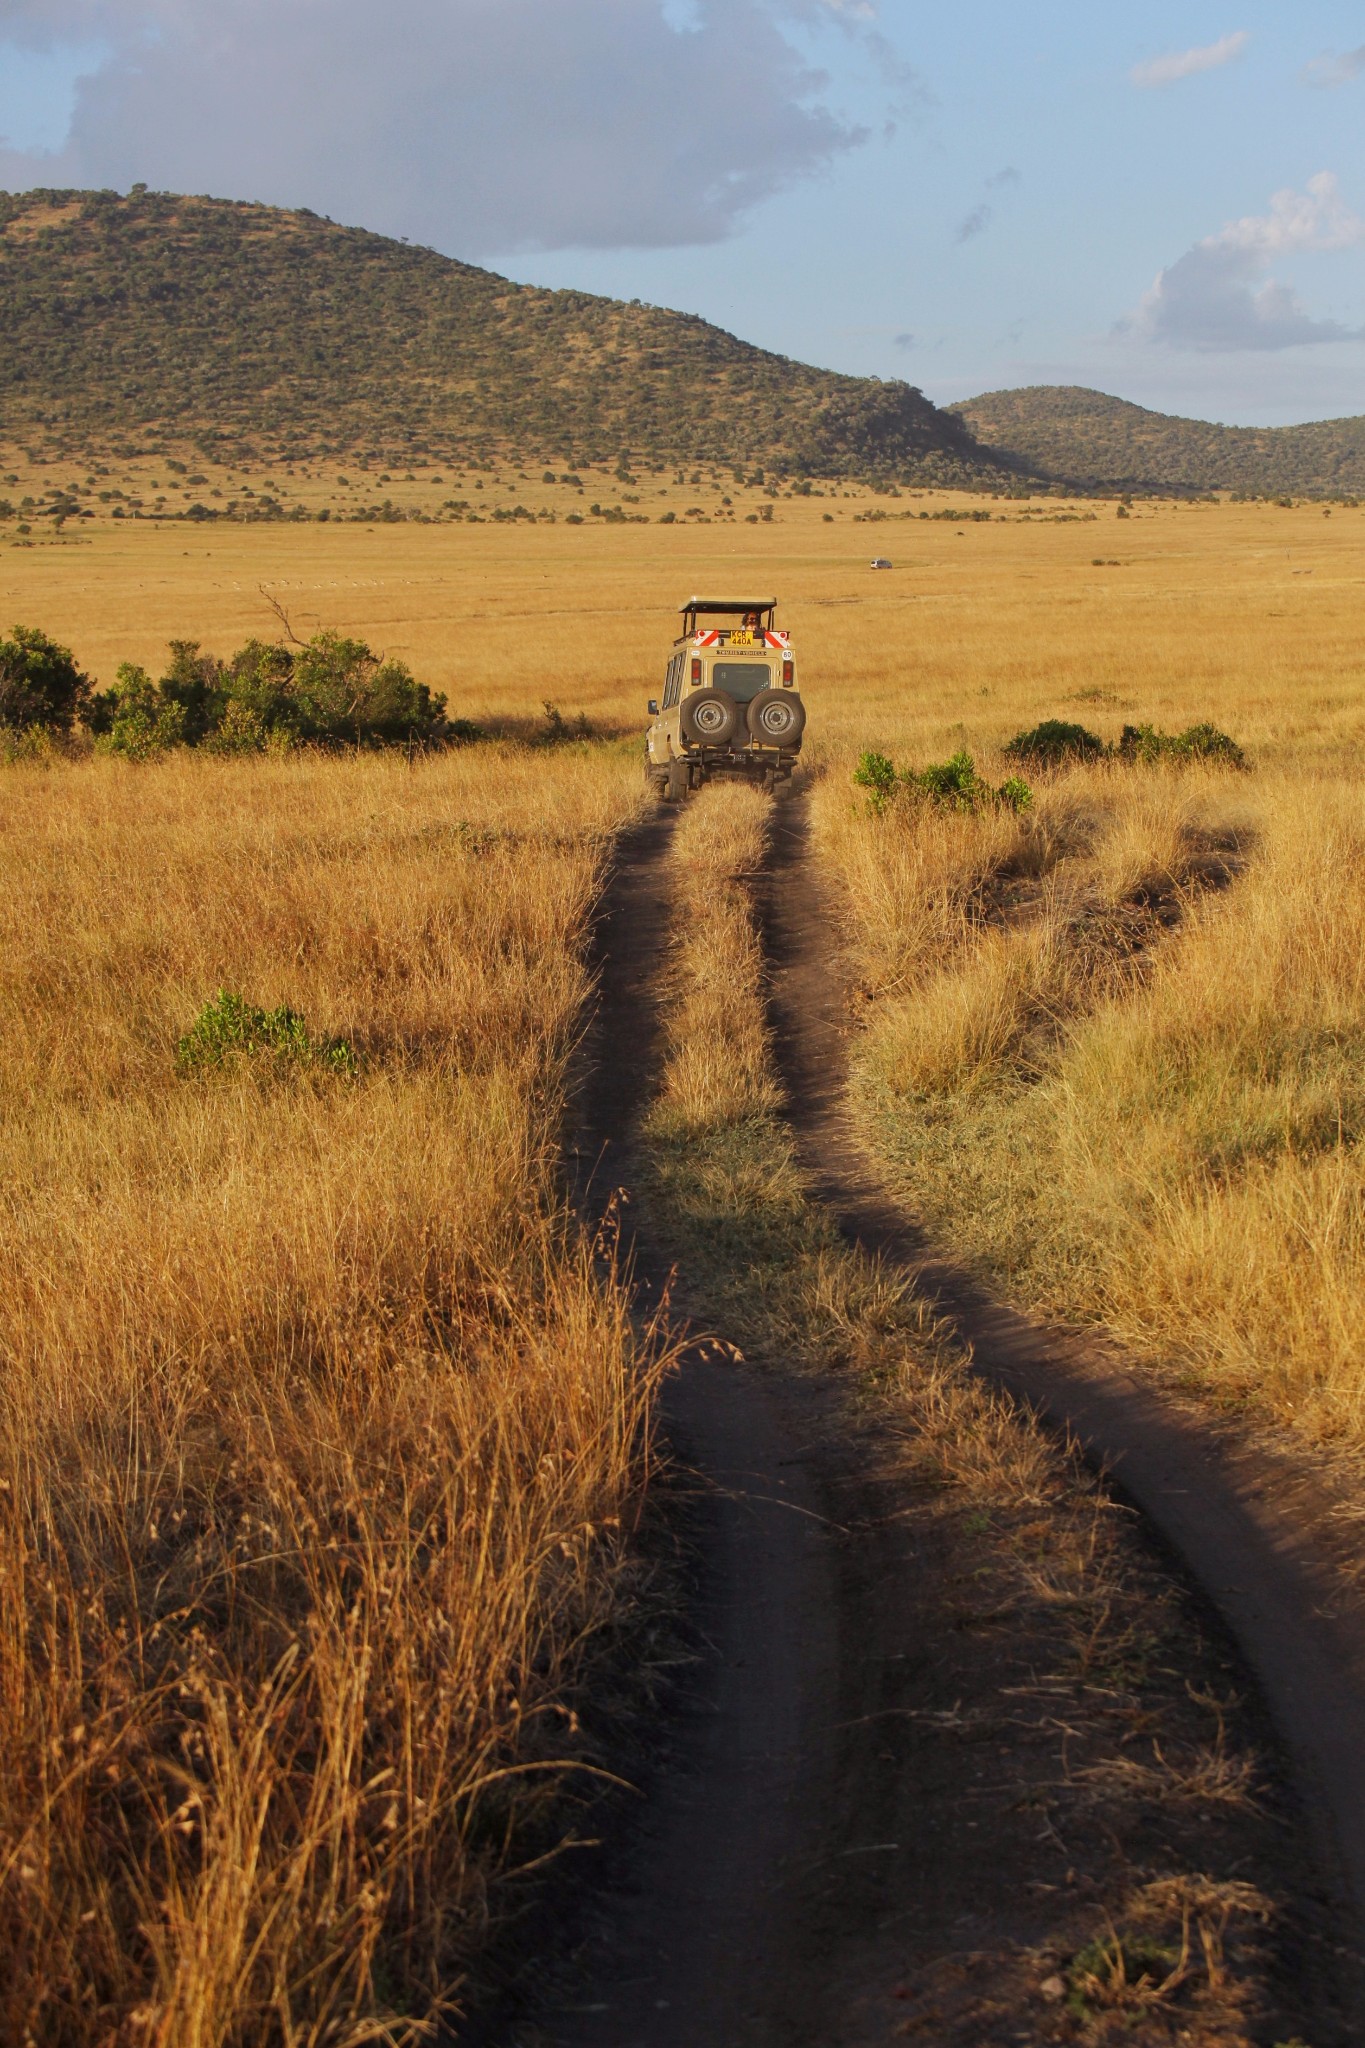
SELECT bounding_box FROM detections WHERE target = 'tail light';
[690,657,702,684]
[781,660,794,685]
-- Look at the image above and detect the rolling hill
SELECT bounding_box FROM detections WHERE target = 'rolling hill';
[953,384,1365,497]
[0,186,1004,486]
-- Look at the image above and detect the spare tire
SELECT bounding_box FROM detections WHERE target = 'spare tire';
[680,689,739,745]
[746,690,806,746]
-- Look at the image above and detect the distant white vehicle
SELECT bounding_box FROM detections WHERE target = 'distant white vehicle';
[870,557,892,570]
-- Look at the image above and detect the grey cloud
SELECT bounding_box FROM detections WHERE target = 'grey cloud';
[1303,45,1365,87]
[892,330,914,349]
[0,0,871,252]
[950,166,1017,247]
[1120,174,1365,350]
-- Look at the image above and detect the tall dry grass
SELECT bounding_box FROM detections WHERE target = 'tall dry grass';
[815,750,1365,1443]
[0,744,660,2043]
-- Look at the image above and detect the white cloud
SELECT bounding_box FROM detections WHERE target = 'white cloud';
[1130,30,1249,88]
[0,0,879,253]
[1303,45,1365,88]
[1120,172,1365,351]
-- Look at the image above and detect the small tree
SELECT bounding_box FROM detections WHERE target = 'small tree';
[0,624,92,731]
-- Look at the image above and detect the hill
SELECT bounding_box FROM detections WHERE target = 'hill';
[0,186,1003,486]
[952,385,1365,497]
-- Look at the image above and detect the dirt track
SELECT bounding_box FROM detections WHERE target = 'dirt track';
[537,790,1365,2045]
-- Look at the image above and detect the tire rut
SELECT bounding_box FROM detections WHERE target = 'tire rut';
[761,781,1365,2027]
[553,806,844,2047]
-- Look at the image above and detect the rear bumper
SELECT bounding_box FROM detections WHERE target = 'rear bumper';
[682,742,801,772]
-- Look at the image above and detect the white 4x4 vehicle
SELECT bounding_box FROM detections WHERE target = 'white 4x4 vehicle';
[645,596,806,799]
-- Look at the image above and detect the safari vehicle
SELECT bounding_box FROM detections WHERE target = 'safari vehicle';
[645,597,806,799]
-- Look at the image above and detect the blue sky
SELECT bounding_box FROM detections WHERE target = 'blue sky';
[1,1,1363,425]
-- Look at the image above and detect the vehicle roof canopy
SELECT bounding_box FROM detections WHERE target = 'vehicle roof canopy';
[680,597,778,616]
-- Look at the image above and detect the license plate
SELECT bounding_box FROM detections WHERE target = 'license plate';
[729,631,754,646]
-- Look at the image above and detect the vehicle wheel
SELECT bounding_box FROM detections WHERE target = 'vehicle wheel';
[746,690,806,746]
[666,758,689,801]
[680,689,739,746]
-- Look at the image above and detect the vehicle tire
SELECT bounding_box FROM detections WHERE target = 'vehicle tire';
[666,758,689,801]
[680,690,739,746]
[746,690,806,746]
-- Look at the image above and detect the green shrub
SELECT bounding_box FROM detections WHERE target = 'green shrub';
[93,662,188,760]
[854,747,1032,816]
[89,630,452,752]
[913,747,988,808]
[224,629,447,746]
[853,748,897,811]
[177,990,359,1077]
[1118,720,1245,769]
[201,699,287,756]
[1172,719,1246,767]
[1003,719,1105,767]
[158,638,227,742]
[0,623,92,731]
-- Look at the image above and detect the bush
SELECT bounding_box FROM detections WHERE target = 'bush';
[201,699,286,756]
[997,775,1034,813]
[1004,719,1105,767]
[853,748,897,811]
[854,747,1032,816]
[447,716,487,745]
[90,630,451,754]
[93,662,189,759]
[0,623,92,731]
[177,990,360,1077]
[914,748,988,808]
[536,701,593,745]
[219,631,447,746]
[1117,721,1246,770]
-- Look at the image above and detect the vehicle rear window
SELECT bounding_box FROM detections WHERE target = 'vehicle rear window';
[712,661,772,700]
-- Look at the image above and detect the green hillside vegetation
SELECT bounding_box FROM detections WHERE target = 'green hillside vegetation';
[953,384,1365,498]
[0,187,1003,485]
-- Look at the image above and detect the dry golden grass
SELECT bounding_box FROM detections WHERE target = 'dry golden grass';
[4,486,1362,2035]
[816,752,1365,1443]
[0,744,660,2043]
[8,485,1363,1440]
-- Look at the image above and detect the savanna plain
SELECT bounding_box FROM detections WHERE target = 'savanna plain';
[2,484,1363,2042]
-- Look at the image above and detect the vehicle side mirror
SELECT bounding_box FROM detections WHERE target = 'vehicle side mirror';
[647,699,659,716]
